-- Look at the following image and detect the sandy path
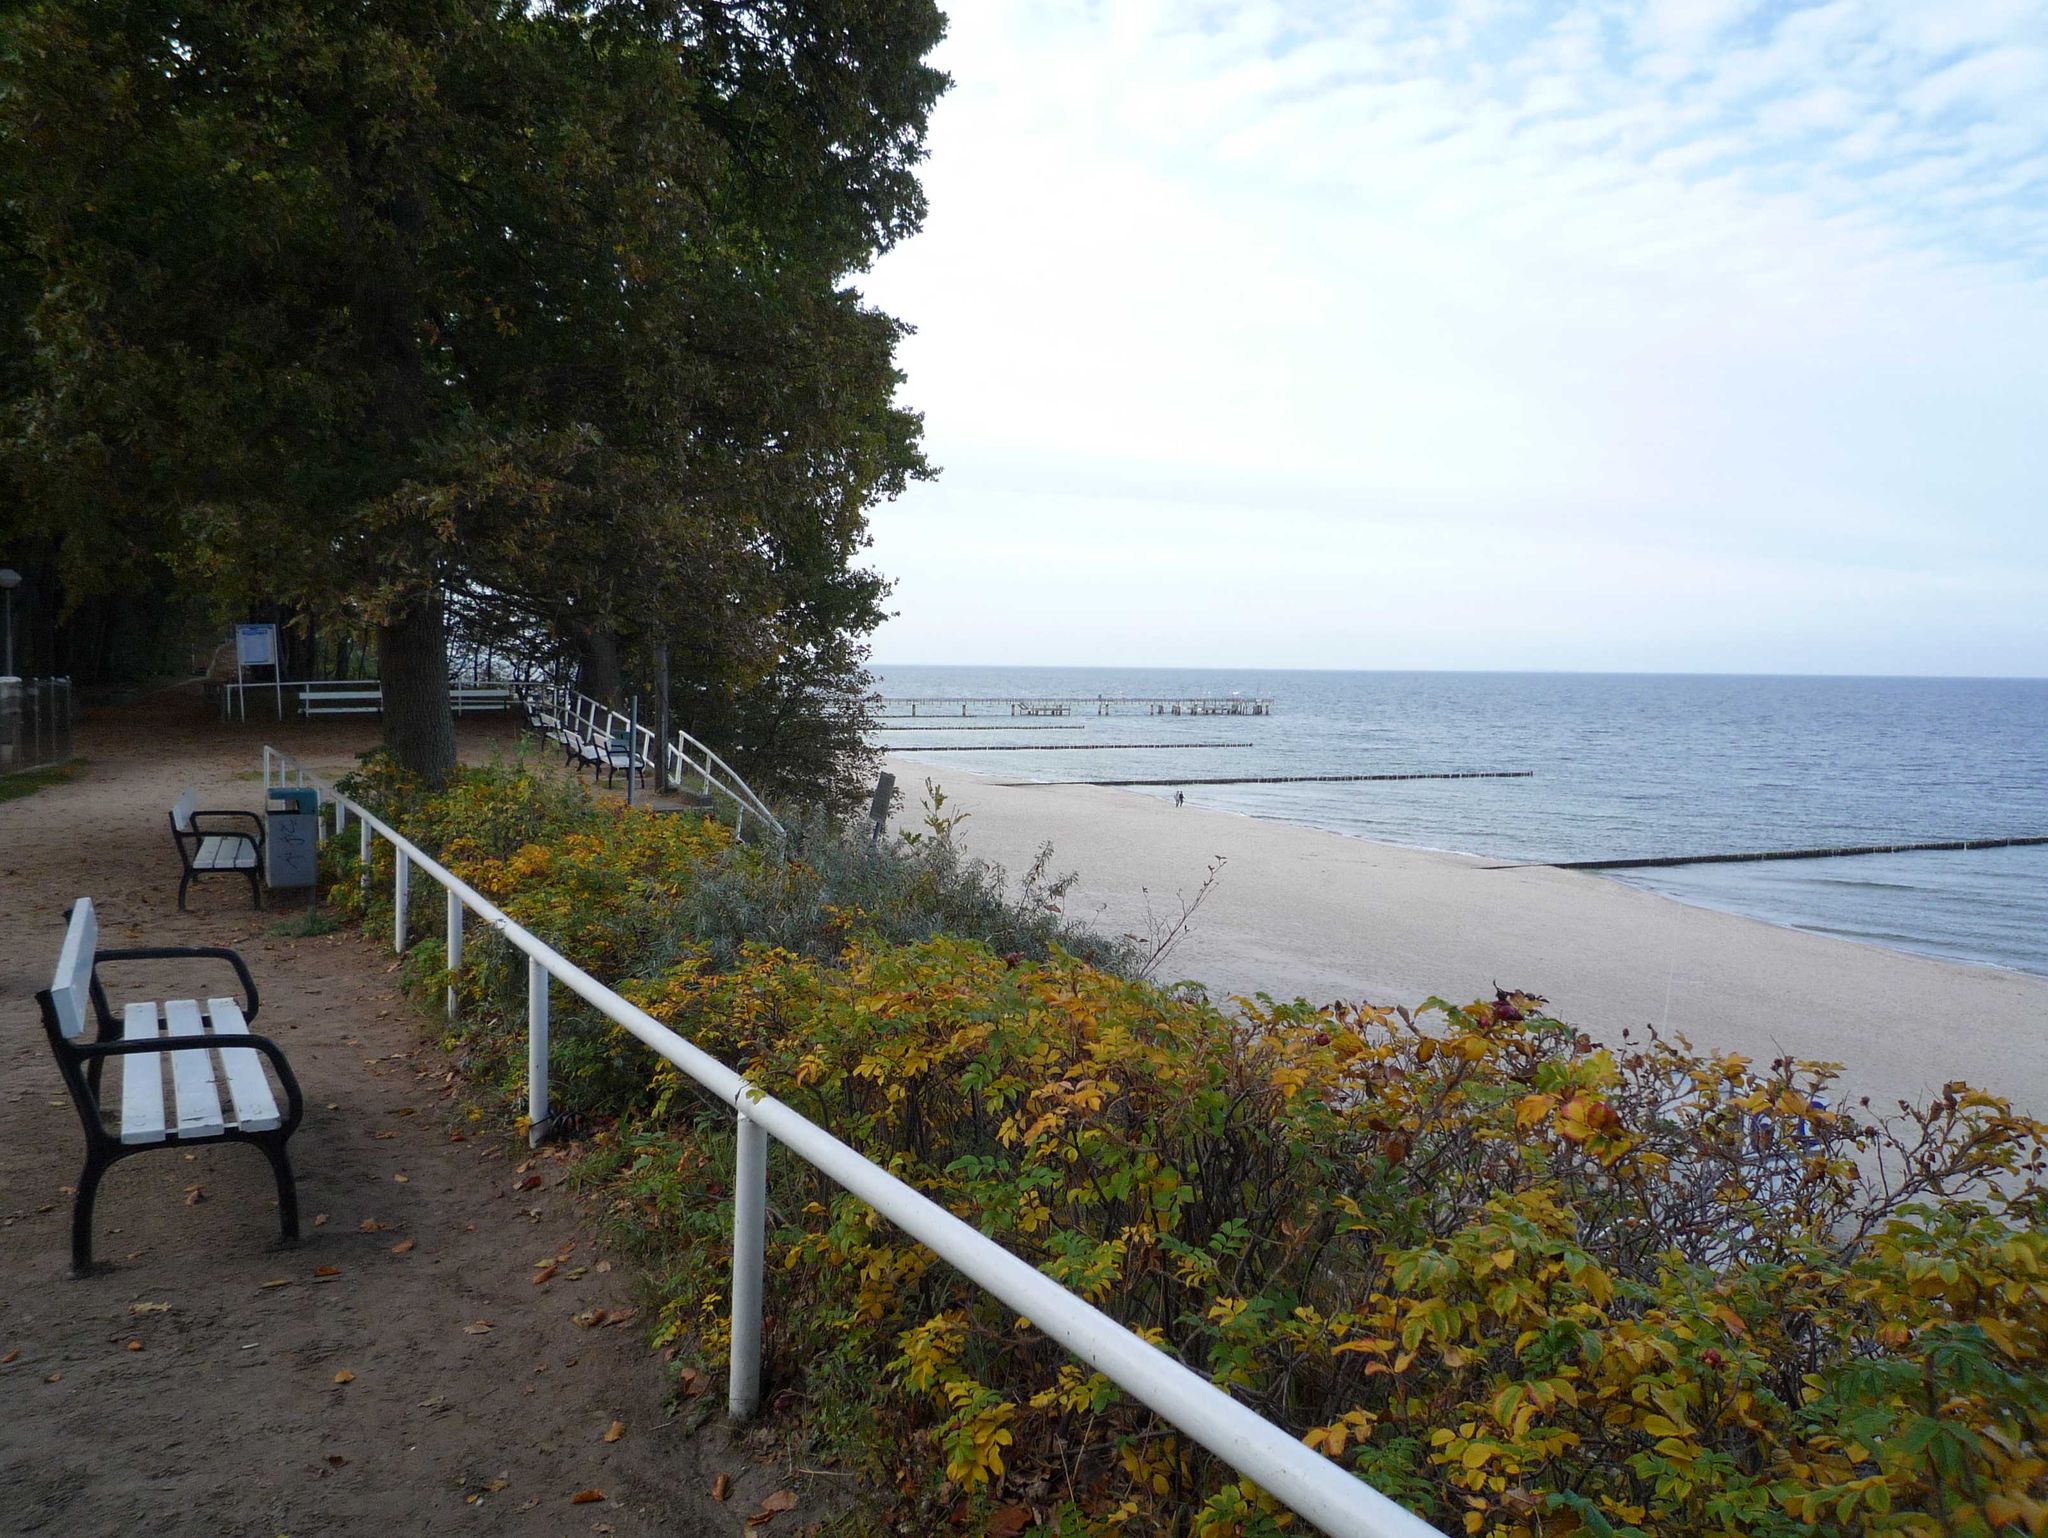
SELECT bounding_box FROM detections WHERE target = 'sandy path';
[888,757,2048,1119]
[1,691,791,1538]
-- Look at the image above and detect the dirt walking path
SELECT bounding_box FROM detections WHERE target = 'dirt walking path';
[1,689,801,1537]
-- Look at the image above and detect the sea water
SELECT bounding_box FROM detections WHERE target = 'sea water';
[871,667,2048,977]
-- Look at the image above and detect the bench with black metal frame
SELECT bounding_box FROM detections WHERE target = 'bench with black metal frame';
[168,788,264,910]
[35,898,305,1276]
[601,735,647,790]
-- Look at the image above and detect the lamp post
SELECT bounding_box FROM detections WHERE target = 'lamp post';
[0,568,20,679]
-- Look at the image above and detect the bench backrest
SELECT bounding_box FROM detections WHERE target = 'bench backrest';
[47,897,97,1040]
[171,788,197,832]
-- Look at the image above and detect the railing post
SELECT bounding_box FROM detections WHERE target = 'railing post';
[394,848,410,954]
[729,1109,767,1421]
[446,890,463,1020]
[359,821,372,891]
[527,956,550,1147]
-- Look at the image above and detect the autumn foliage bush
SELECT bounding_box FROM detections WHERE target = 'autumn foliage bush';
[331,755,2048,1538]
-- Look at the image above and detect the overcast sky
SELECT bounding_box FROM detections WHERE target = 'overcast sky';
[859,1,2048,676]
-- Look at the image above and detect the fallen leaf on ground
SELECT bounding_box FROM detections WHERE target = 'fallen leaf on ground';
[677,1366,703,1396]
[572,1309,607,1328]
[393,1173,410,1184]
[332,1370,354,1384]
[570,1489,606,1505]
[390,1239,415,1255]
[125,1339,142,1352]
[312,1213,329,1227]
[747,1489,797,1526]
[358,1220,385,1233]
[532,1262,558,1286]
[710,1474,730,1502]
[1,1350,17,1365]
[45,1372,60,1383]
[480,1476,510,1493]
[514,1174,543,1191]
[128,1302,170,1315]
[260,1279,292,1290]
[183,1185,205,1206]
[602,1420,625,1443]
[313,1265,340,1277]
[326,1455,348,1467]
[464,1320,493,1335]
[989,1507,1031,1537]
[594,1260,611,1274]
[374,1130,399,1140]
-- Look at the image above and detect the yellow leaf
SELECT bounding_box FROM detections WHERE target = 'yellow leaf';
[603,1420,625,1443]
[333,1369,355,1384]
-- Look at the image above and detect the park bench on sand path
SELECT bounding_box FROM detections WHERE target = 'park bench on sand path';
[168,787,263,909]
[34,897,305,1275]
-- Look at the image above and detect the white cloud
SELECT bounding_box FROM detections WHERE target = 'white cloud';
[860,1,2048,674]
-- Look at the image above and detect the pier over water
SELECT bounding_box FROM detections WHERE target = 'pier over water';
[875,695,1274,718]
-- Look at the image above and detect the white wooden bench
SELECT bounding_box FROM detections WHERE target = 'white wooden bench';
[451,683,516,714]
[599,736,647,790]
[168,789,264,910]
[560,728,607,779]
[300,687,383,716]
[35,898,305,1275]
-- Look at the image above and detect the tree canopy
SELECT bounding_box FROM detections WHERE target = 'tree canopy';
[0,0,946,789]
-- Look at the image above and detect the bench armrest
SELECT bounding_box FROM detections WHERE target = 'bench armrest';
[92,946,260,1022]
[192,810,266,845]
[74,1032,304,1135]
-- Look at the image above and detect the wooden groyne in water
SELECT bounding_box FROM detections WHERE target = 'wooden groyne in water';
[1041,770,1535,787]
[909,741,1255,753]
[876,696,1274,717]
[875,725,1088,732]
[1548,833,2048,872]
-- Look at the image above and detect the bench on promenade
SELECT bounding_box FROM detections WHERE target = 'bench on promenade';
[35,898,305,1275]
[168,789,264,910]
[600,735,647,790]
[560,728,607,779]
[451,683,516,714]
[299,686,383,717]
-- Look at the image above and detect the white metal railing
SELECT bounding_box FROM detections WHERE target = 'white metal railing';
[520,684,785,840]
[222,677,521,721]
[260,743,1439,1538]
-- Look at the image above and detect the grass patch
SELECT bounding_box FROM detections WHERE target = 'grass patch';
[0,759,85,803]
[268,908,342,938]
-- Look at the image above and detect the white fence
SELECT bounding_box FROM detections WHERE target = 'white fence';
[0,675,73,775]
[523,684,784,841]
[260,744,1439,1538]
[222,677,522,721]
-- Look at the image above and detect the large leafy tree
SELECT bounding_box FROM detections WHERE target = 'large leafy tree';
[0,0,943,784]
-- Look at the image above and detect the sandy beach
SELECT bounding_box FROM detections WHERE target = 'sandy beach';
[886,756,2048,1119]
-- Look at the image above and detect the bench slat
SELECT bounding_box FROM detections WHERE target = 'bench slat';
[162,998,225,1139]
[48,899,97,1040]
[194,835,258,870]
[119,1002,169,1145]
[207,997,280,1133]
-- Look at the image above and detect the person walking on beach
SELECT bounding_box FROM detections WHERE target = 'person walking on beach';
[1174,790,1185,808]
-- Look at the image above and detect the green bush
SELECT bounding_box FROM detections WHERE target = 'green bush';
[332,757,2048,1538]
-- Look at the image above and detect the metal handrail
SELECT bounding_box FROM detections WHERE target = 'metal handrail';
[260,743,1440,1538]
[526,684,785,840]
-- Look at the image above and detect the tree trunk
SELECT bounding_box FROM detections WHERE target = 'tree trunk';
[379,591,456,785]
[570,626,624,703]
